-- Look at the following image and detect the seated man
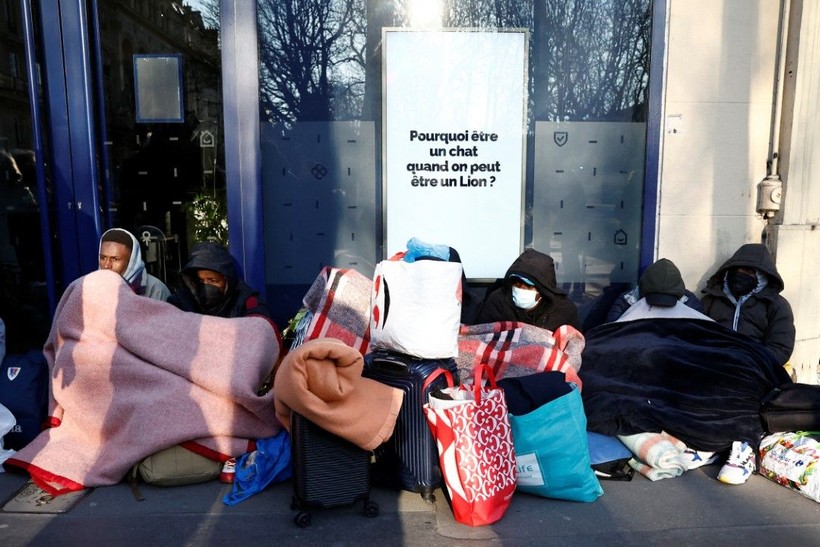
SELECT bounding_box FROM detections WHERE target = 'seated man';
[700,243,795,366]
[609,258,705,322]
[475,248,580,332]
[167,241,281,483]
[99,228,170,301]
[167,242,275,326]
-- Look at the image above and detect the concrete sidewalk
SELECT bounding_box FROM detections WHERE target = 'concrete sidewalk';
[1,462,820,546]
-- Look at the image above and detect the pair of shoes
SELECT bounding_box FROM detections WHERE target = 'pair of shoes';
[219,458,237,484]
[717,441,755,485]
[682,448,719,470]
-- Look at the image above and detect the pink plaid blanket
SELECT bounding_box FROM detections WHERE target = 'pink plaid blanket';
[6,270,281,495]
[301,268,585,385]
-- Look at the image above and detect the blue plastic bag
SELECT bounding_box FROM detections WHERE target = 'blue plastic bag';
[509,383,603,502]
[223,430,293,506]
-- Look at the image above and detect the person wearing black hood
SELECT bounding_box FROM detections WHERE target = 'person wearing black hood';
[475,248,580,332]
[167,241,280,484]
[168,242,275,325]
[700,243,795,366]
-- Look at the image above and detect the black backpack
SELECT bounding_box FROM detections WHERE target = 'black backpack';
[760,382,820,434]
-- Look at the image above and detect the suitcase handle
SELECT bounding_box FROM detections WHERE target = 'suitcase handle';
[421,367,454,394]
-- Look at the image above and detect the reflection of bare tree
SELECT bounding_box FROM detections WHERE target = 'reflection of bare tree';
[187,0,219,30]
[534,0,650,121]
[437,0,531,27]
[256,0,649,124]
[257,0,366,124]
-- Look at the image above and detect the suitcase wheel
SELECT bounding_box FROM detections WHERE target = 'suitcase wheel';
[294,511,311,528]
[364,500,379,518]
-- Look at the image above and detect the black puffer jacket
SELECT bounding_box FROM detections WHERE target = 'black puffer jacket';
[700,243,795,365]
[475,248,580,332]
[168,242,273,323]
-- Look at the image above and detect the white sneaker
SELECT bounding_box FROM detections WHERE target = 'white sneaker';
[717,441,755,485]
[682,448,719,470]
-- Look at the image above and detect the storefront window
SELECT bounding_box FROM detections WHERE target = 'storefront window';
[96,0,224,289]
[258,0,652,322]
[0,0,53,352]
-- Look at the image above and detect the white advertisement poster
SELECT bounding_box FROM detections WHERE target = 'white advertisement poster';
[383,29,528,280]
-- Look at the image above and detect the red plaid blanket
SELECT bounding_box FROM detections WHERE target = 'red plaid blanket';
[455,322,584,387]
[302,268,585,386]
[303,267,371,356]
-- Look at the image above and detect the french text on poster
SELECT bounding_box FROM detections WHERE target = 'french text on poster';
[383,29,528,280]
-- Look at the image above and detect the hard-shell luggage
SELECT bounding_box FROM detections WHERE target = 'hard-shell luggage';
[362,349,459,502]
[289,411,378,527]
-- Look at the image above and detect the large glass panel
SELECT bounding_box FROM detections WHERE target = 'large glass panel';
[96,0,224,290]
[257,0,652,324]
[0,0,54,353]
[530,2,650,298]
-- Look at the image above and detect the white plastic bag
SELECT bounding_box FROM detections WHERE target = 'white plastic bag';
[759,432,820,503]
[370,260,462,358]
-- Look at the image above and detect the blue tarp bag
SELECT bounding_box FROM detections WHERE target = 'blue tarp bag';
[223,430,293,506]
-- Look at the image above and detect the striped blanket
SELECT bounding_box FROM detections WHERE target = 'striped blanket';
[301,267,585,385]
[618,431,688,481]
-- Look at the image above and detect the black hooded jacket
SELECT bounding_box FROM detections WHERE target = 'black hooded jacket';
[475,248,580,332]
[168,242,274,324]
[700,243,795,365]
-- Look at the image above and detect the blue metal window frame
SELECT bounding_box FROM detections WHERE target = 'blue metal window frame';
[20,0,57,313]
[34,0,103,285]
[639,0,667,270]
[221,0,266,291]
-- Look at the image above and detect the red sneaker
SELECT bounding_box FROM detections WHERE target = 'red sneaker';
[219,458,236,484]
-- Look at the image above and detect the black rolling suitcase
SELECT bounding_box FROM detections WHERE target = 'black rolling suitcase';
[289,412,379,527]
[362,349,459,502]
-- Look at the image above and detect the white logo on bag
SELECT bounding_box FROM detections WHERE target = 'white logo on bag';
[7,367,21,381]
[515,453,544,486]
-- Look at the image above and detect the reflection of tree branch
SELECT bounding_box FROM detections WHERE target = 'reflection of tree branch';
[258,0,366,123]
[256,0,649,124]
[535,0,650,121]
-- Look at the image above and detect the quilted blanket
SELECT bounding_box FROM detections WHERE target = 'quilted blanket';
[580,318,792,452]
[5,270,281,495]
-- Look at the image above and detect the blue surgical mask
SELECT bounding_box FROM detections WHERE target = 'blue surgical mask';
[512,286,539,310]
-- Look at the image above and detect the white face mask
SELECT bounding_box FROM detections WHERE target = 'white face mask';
[512,286,539,310]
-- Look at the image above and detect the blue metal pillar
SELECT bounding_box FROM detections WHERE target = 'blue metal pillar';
[221,0,266,290]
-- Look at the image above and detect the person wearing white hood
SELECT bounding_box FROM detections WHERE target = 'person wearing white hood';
[98,227,171,301]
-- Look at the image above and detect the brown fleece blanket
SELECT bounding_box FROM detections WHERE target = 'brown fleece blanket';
[274,338,403,451]
[5,270,281,495]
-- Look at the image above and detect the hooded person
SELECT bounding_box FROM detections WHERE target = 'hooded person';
[167,241,276,327]
[614,258,710,322]
[700,243,795,365]
[99,228,170,301]
[606,258,704,323]
[475,248,580,332]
